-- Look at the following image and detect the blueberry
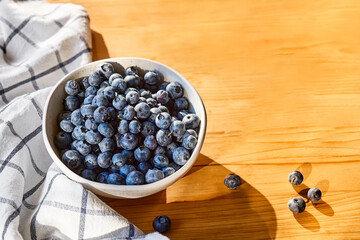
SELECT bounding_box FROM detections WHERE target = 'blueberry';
[162,167,175,177]
[54,131,72,150]
[156,90,170,105]
[118,120,129,134]
[144,135,157,150]
[73,164,85,176]
[94,106,109,123]
[97,123,114,138]
[182,134,197,150]
[65,80,80,96]
[125,66,139,76]
[119,164,137,177]
[85,130,103,144]
[288,171,303,185]
[126,90,139,105]
[58,111,71,123]
[168,162,181,171]
[153,154,169,169]
[177,110,188,120]
[307,188,322,202]
[83,95,95,105]
[158,105,169,113]
[140,90,152,98]
[64,95,80,111]
[182,114,200,129]
[107,107,117,120]
[85,86,97,97]
[134,146,151,162]
[88,71,102,87]
[107,173,125,185]
[149,108,161,123]
[145,98,157,108]
[121,149,134,161]
[80,104,96,118]
[120,133,139,150]
[126,170,145,185]
[84,154,98,169]
[129,119,141,134]
[288,197,306,214]
[103,86,115,100]
[172,147,190,165]
[174,97,189,111]
[97,171,110,183]
[112,95,127,110]
[73,140,92,156]
[111,78,127,94]
[143,71,160,85]
[112,153,127,168]
[124,74,141,88]
[72,125,87,140]
[77,91,85,103]
[80,77,90,90]
[92,95,109,107]
[100,81,110,89]
[84,118,98,131]
[109,164,121,173]
[143,83,158,93]
[62,150,82,170]
[134,102,151,119]
[184,129,198,138]
[154,146,166,155]
[166,82,183,99]
[97,151,113,168]
[98,62,114,79]
[166,142,178,159]
[155,112,171,129]
[159,82,169,91]
[169,120,186,137]
[122,105,135,120]
[145,169,164,183]
[138,162,152,174]
[59,119,74,133]
[141,121,156,137]
[156,129,172,146]
[97,88,105,96]
[224,173,241,190]
[125,87,139,95]
[81,169,97,181]
[98,137,115,152]
[109,73,123,85]
[153,215,171,233]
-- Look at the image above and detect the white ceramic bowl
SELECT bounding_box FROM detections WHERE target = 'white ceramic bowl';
[43,57,206,199]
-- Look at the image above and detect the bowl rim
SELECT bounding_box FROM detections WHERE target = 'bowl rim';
[43,57,207,192]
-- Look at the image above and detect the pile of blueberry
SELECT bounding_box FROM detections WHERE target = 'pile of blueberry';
[54,62,201,185]
[288,170,322,214]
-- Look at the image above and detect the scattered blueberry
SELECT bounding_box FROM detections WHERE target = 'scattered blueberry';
[288,170,303,185]
[288,197,306,214]
[224,173,241,190]
[153,215,171,233]
[307,188,322,202]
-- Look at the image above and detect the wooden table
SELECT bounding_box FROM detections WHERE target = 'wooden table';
[50,0,360,239]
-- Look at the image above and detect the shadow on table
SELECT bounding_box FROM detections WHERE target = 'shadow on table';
[102,154,277,239]
[91,30,110,61]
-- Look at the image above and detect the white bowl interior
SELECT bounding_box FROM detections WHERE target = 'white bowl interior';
[43,57,206,199]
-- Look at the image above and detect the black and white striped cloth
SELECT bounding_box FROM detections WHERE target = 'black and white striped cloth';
[0,1,167,239]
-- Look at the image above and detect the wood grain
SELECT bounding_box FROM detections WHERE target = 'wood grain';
[49,0,360,238]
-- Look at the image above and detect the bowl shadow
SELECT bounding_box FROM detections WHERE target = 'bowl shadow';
[100,154,277,239]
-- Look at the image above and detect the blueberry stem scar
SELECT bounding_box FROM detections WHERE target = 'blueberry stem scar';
[168,130,173,137]
[291,177,295,183]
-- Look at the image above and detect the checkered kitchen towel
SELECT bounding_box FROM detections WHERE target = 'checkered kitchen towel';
[0,1,167,239]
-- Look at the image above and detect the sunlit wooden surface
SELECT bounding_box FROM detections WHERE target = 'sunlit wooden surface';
[50,0,360,239]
